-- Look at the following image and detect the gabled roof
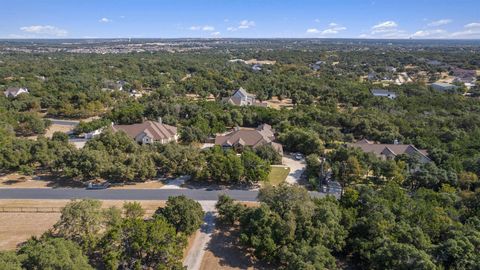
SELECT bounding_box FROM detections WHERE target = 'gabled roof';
[234,87,255,98]
[4,87,28,97]
[112,121,177,141]
[350,140,430,161]
[215,124,275,148]
[371,89,396,96]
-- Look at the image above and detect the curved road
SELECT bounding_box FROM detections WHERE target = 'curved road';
[0,188,331,201]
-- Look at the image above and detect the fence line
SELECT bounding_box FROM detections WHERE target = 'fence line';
[0,207,62,213]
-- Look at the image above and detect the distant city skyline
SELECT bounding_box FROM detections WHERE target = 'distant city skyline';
[1,0,479,39]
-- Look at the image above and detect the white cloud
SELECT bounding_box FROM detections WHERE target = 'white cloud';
[211,31,221,37]
[314,18,320,23]
[202,25,215,31]
[450,22,480,38]
[238,20,255,29]
[99,17,112,23]
[372,21,398,31]
[306,23,346,35]
[465,22,480,28]
[306,28,320,34]
[20,25,68,37]
[189,25,215,32]
[427,19,452,27]
[368,21,408,38]
[412,29,447,38]
[227,20,255,31]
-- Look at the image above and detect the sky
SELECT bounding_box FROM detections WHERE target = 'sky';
[1,0,479,39]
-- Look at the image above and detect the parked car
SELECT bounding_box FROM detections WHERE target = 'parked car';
[86,182,110,190]
[294,153,303,160]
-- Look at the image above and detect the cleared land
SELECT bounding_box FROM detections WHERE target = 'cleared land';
[267,166,290,186]
[0,199,166,251]
[265,96,293,110]
[200,224,270,270]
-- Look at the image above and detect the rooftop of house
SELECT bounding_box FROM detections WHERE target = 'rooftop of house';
[215,124,276,148]
[112,120,177,141]
[235,87,256,98]
[371,89,396,95]
[4,87,28,96]
[351,139,429,159]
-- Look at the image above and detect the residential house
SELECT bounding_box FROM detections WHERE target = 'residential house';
[310,61,326,71]
[223,87,267,107]
[371,89,397,99]
[431,82,459,92]
[451,67,476,84]
[252,64,262,71]
[350,139,430,163]
[4,87,29,98]
[215,124,283,154]
[112,119,178,144]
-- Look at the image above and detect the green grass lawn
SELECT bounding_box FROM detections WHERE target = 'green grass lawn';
[267,166,290,186]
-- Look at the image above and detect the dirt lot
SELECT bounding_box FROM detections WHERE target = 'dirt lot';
[0,199,166,251]
[200,224,270,270]
[45,123,74,138]
[265,96,293,110]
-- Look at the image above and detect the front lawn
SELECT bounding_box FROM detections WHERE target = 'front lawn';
[267,166,290,186]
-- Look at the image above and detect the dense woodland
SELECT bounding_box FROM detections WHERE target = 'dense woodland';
[1,40,480,269]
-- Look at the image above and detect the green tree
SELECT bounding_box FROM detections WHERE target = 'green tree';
[19,237,93,270]
[155,195,204,234]
[242,149,270,183]
[53,199,105,252]
[0,251,21,270]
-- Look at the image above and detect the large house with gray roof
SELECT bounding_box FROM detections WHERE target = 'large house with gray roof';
[215,124,283,154]
[112,120,178,145]
[350,139,430,163]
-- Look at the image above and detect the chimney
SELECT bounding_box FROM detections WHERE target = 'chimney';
[158,117,162,124]
[394,139,399,145]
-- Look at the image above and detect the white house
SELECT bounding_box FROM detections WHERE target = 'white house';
[223,87,267,107]
[371,89,397,99]
[4,87,29,98]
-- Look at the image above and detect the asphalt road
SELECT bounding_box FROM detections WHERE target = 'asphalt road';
[0,188,332,201]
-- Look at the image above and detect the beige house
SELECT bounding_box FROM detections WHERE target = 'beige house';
[215,124,283,154]
[112,120,178,144]
[350,139,430,163]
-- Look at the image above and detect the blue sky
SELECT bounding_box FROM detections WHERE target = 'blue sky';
[1,0,479,39]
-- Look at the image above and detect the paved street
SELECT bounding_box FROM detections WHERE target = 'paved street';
[0,188,333,201]
[0,188,259,201]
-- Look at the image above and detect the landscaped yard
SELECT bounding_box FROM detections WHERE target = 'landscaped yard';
[267,166,290,186]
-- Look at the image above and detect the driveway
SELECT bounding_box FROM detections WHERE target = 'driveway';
[161,175,190,189]
[282,155,306,185]
[183,201,217,270]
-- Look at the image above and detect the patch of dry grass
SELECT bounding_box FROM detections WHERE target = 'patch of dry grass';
[0,199,166,251]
